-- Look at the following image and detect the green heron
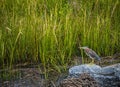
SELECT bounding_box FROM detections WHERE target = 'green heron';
[79,47,100,64]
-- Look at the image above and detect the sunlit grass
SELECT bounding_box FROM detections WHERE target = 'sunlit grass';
[0,0,120,79]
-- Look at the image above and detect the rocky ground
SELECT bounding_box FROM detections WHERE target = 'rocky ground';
[59,73,99,87]
[0,53,120,87]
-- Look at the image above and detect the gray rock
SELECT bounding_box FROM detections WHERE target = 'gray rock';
[69,64,101,77]
[69,63,120,87]
[114,63,120,80]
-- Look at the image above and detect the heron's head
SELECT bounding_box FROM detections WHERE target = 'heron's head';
[79,46,89,50]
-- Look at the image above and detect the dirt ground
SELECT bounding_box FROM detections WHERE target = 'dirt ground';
[0,53,120,87]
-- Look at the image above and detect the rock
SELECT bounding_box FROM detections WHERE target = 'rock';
[68,63,120,87]
[114,63,120,80]
[69,64,102,77]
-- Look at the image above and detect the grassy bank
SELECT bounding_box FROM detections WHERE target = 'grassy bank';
[0,0,120,77]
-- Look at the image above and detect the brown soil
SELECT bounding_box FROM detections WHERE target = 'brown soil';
[0,53,120,87]
[0,68,50,87]
[59,73,99,87]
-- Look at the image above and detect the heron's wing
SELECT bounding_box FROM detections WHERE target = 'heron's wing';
[85,49,100,60]
[89,49,97,57]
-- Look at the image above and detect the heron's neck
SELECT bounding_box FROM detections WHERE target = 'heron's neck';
[85,48,90,52]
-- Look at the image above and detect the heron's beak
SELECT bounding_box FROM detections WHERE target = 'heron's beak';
[79,47,87,49]
[78,47,83,49]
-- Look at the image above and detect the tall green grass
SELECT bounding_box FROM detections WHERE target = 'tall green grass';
[0,0,120,78]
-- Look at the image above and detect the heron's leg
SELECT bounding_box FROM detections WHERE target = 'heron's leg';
[92,59,94,64]
[89,59,94,65]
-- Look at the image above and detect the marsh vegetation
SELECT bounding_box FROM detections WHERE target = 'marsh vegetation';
[0,0,120,81]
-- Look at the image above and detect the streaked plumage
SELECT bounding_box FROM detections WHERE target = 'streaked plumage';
[80,47,100,64]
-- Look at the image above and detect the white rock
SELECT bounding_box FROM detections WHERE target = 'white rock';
[69,64,102,75]
[68,63,120,87]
